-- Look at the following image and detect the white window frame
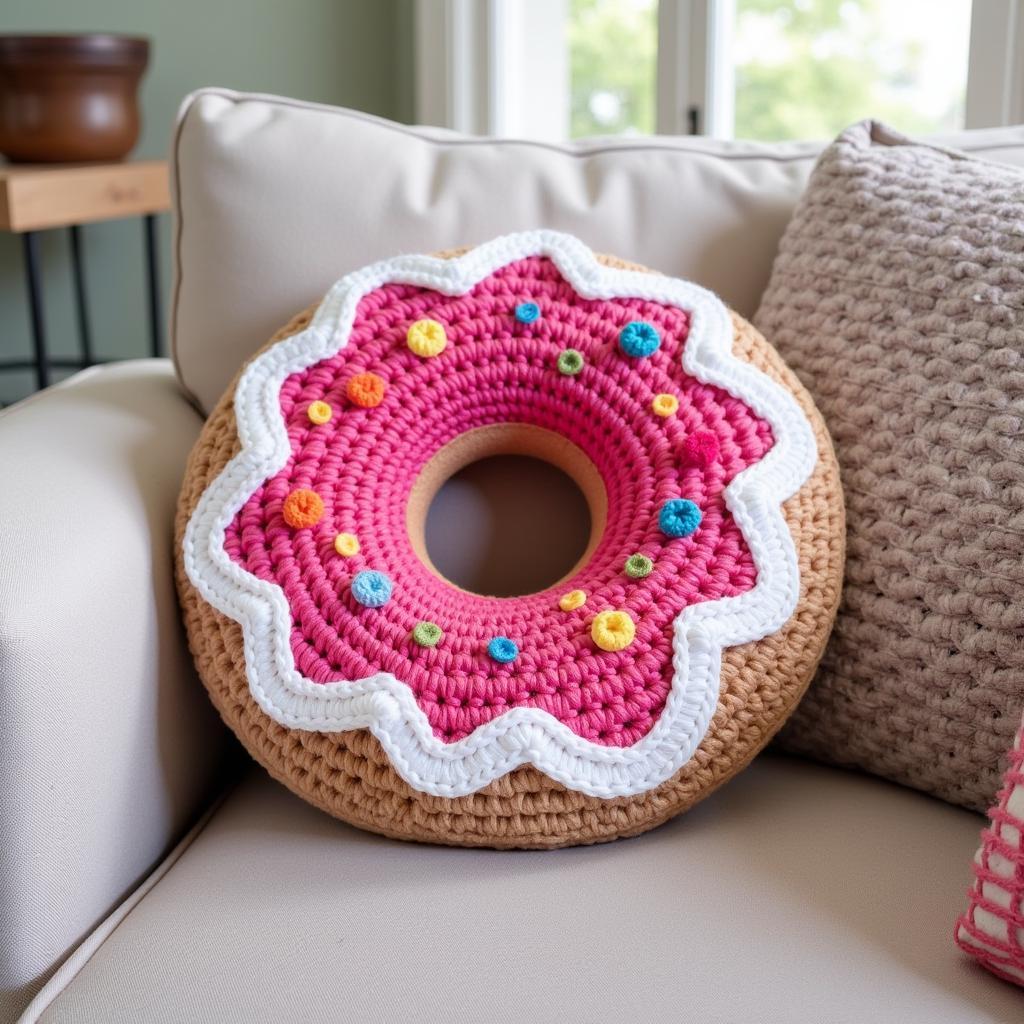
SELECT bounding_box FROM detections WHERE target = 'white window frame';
[655,0,733,136]
[415,0,1024,139]
[965,0,1024,127]
[414,0,567,139]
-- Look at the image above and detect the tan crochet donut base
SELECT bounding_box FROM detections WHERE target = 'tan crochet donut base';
[175,255,845,849]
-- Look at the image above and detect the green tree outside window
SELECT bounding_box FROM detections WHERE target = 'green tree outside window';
[569,0,970,141]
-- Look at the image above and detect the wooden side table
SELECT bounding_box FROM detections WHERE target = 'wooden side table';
[0,160,170,391]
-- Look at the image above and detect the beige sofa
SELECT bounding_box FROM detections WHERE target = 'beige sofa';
[3,91,1024,1023]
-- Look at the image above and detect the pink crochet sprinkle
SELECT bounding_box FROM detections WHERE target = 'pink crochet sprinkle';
[223,257,774,747]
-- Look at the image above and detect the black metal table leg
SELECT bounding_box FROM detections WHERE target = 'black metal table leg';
[21,231,49,390]
[69,224,94,366]
[143,213,163,356]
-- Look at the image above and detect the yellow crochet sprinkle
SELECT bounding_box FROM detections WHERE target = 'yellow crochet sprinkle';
[333,532,360,557]
[558,589,587,611]
[307,400,333,425]
[591,610,636,652]
[407,318,448,357]
[652,393,679,417]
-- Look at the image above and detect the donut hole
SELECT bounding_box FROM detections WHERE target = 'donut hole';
[408,424,607,598]
[425,455,589,596]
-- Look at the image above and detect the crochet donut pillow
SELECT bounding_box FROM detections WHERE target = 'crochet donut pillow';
[177,231,844,849]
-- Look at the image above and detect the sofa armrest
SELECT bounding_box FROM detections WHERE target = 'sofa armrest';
[0,360,231,1019]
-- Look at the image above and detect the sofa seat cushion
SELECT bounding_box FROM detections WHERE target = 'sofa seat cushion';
[30,756,1019,1023]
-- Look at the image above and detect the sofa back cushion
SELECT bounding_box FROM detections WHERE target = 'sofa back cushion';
[171,89,827,412]
[170,90,1024,414]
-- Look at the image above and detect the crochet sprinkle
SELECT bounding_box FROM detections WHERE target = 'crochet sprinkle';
[625,553,653,579]
[557,348,585,375]
[281,488,324,529]
[412,621,443,647]
[333,532,360,557]
[682,430,720,468]
[515,301,541,324]
[307,400,333,425]
[351,570,393,608]
[487,636,519,663]
[592,610,636,652]
[619,320,661,358]
[651,393,678,417]
[658,498,702,538]
[346,372,386,408]
[407,318,448,357]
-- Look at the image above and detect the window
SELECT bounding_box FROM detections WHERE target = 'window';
[414,0,1024,140]
[570,0,658,137]
[731,0,972,141]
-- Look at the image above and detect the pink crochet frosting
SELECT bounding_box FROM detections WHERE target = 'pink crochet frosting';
[223,256,774,747]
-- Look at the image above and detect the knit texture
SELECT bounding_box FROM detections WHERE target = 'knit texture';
[176,251,844,848]
[957,711,1024,987]
[755,121,1024,811]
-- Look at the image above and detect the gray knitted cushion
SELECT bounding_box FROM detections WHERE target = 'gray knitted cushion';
[755,121,1024,812]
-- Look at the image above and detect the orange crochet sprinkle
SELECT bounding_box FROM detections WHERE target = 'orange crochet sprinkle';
[346,372,386,408]
[282,488,324,529]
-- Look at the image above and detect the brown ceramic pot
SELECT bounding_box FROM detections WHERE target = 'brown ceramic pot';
[0,34,149,163]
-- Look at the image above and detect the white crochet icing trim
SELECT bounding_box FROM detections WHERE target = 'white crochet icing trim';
[183,230,817,799]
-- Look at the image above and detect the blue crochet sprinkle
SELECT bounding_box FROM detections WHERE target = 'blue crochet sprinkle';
[351,569,393,608]
[515,301,541,324]
[658,498,702,538]
[487,636,519,663]
[619,320,661,358]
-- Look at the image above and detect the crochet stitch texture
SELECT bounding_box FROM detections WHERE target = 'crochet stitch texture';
[176,235,844,848]
[755,121,1024,812]
[222,255,772,748]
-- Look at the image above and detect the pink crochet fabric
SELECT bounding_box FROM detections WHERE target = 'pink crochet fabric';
[223,257,774,746]
[957,714,1024,986]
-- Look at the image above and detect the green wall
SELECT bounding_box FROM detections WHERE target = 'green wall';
[0,0,414,403]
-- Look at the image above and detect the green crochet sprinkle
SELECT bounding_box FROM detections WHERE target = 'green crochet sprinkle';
[412,621,443,647]
[557,348,585,376]
[624,553,653,579]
